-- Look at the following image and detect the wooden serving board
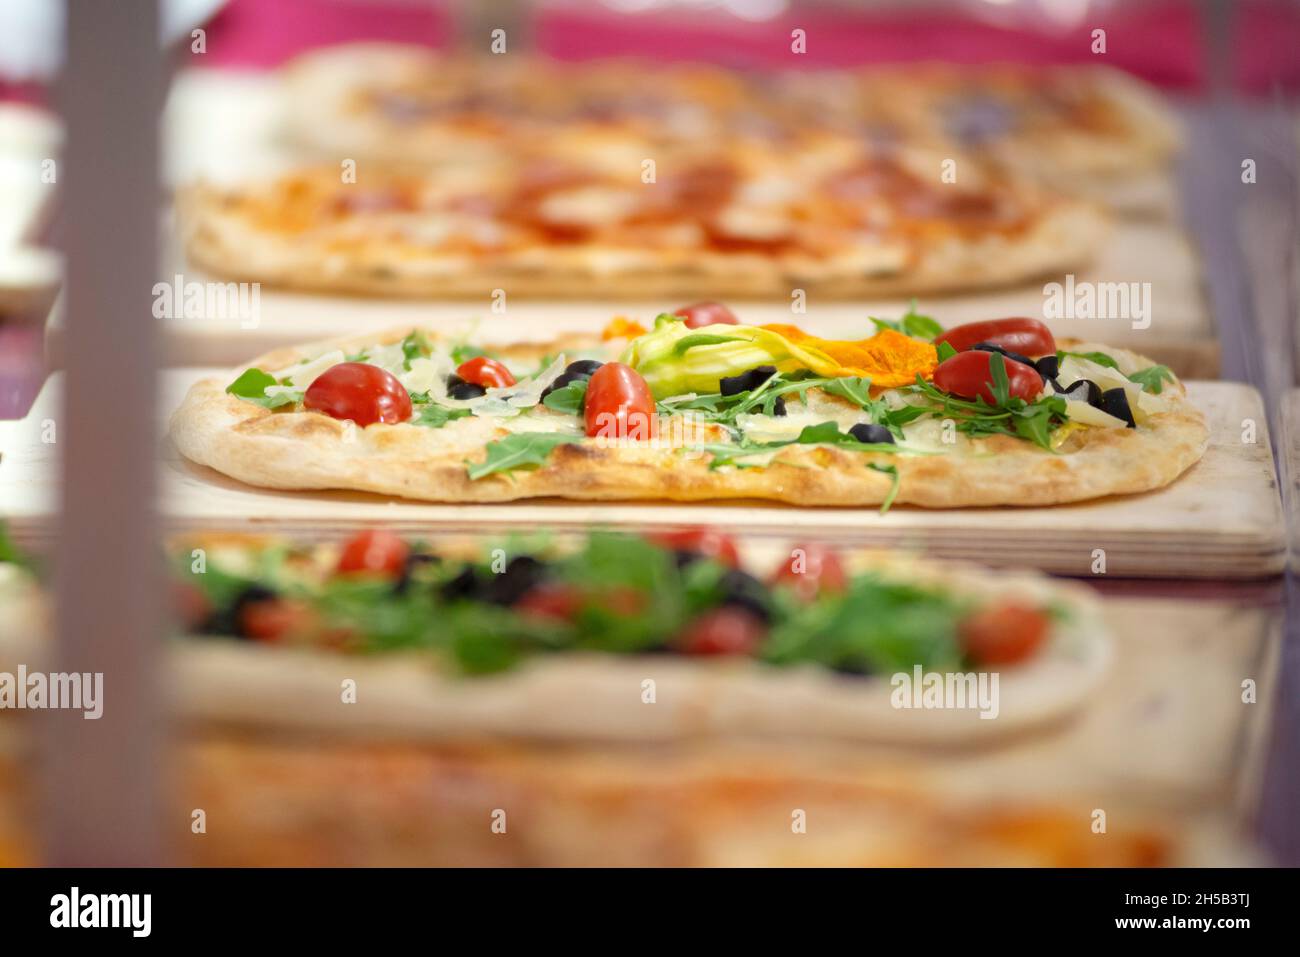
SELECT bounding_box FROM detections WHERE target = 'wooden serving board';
[0,373,1284,578]
[45,69,1216,376]
[0,593,1276,866]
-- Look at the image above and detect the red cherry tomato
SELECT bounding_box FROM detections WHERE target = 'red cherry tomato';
[933,351,1044,404]
[515,583,645,621]
[171,580,211,631]
[598,585,647,617]
[770,543,848,601]
[583,361,656,440]
[650,527,741,567]
[675,607,766,656]
[958,602,1051,665]
[933,318,1056,358]
[674,301,739,329]
[456,356,516,389]
[515,583,583,622]
[303,362,413,427]
[239,598,317,643]
[336,529,410,578]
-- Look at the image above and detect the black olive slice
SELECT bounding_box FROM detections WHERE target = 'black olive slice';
[719,365,776,397]
[972,342,1036,370]
[439,567,482,601]
[1034,354,1060,381]
[565,359,604,378]
[539,370,577,401]
[392,551,441,595]
[226,584,279,639]
[1054,378,1102,406]
[671,549,700,569]
[481,556,547,606]
[448,381,487,400]
[718,568,772,623]
[849,423,895,444]
[770,395,787,417]
[1098,388,1137,428]
[832,658,875,677]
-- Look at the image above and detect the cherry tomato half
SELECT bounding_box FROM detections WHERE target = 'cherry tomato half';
[170,580,212,631]
[934,318,1056,358]
[515,583,583,622]
[675,607,767,656]
[650,527,741,568]
[303,362,413,427]
[336,529,410,578]
[583,362,656,440]
[674,301,739,329]
[238,598,317,644]
[932,351,1044,404]
[958,602,1051,665]
[770,543,848,601]
[456,356,516,389]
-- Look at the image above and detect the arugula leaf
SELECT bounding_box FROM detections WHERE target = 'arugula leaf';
[542,379,588,415]
[1058,349,1120,370]
[1127,364,1175,394]
[1059,349,1175,394]
[0,522,32,570]
[656,371,826,425]
[820,376,874,408]
[870,300,944,341]
[987,351,1012,406]
[908,373,1066,451]
[467,433,580,480]
[692,442,780,471]
[451,343,487,365]
[791,422,904,454]
[412,403,472,428]
[225,368,277,399]
[1010,400,1064,448]
[225,368,302,409]
[936,341,958,362]
[762,574,963,673]
[867,462,900,514]
[401,330,432,369]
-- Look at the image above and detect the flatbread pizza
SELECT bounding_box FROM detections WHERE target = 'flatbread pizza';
[177,142,1105,300]
[279,44,1177,214]
[798,63,1181,213]
[169,307,1209,508]
[0,523,1111,745]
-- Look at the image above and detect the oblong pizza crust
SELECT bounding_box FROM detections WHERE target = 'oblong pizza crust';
[169,327,1209,508]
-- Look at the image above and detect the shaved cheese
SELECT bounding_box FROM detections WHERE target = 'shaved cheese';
[399,355,448,394]
[277,349,345,389]
[1062,398,1129,429]
[1057,356,1169,421]
[480,354,569,410]
[735,406,867,443]
[365,342,408,377]
[899,417,956,452]
[499,411,584,436]
[424,353,570,419]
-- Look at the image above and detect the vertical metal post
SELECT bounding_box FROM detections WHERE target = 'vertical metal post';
[47,0,163,865]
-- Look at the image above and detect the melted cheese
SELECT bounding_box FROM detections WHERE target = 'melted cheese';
[278,349,346,389]
[498,411,585,436]
[735,402,867,443]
